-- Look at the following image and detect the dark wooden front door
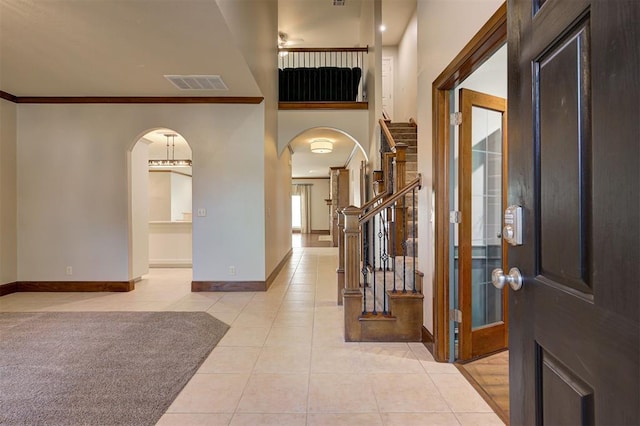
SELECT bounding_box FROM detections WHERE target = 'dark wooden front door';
[508,0,639,424]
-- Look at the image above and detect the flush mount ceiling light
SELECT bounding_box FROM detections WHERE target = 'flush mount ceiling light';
[310,139,333,154]
[148,134,193,168]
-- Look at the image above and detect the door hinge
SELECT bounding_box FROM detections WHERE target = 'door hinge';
[449,309,463,323]
[449,210,462,224]
[450,112,462,126]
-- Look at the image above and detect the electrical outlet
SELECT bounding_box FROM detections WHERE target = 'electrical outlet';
[65,266,73,276]
[228,266,236,276]
[197,208,206,217]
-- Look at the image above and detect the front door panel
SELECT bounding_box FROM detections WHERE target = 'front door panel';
[508,0,639,424]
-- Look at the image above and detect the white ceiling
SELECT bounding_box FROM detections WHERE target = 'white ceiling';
[278,0,416,48]
[0,0,260,96]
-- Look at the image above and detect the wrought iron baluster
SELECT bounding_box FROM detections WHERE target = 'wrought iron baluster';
[361,220,368,314]
[371,216,377,315]
[412,187,417,293]
[402,194,407,293]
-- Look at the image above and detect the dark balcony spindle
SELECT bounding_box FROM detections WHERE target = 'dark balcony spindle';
[371,217,377,315]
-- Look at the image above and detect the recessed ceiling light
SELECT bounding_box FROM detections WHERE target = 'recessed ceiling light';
[380,24,386,32]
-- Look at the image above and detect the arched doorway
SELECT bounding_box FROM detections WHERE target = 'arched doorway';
[287,127,368,247]
[128,128,193,280]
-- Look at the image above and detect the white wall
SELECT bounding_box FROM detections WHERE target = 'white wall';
[382,47,398,121]
[148,172,172,221]
[361,0,383,172]
[16,103,267,283]
[346,149,367,207]
[292,178,330,232]
[170,172,192,222]
[0,99,17,285]
[396,11,418,122]
[129,140,149,279]
[416,0,504,332]
[216,0,289,278]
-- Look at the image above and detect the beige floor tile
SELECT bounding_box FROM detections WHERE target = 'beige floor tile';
[279,299,316,311]
[229,413,306,425]
[312,326,347,347]
[254,345,311,373]
[198,346,261,374]
[381,412,461,426]
[218,327,271,347]
[284,292,315,301]
[207,310,240,325]
[307,373,378,413]
[156,413,233,425]
[307,413,383,426]
[454,412,505,425]
[408,342,436,362]
[265,326,313,346]
[310,345,366,373]
[167,300,218,311]
[167,373,249,413]
[236,374,309,413]
[273,311,314,327]
[360,344,426,374]
[430,374,494,413]
[232,310,278,327]
[421,360,460,374]
[371,373,450,413]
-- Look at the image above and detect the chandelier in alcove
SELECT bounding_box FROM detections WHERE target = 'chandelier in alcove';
[148,133,192,168]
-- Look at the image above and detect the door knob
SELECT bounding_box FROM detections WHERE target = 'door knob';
[491,267,523,291]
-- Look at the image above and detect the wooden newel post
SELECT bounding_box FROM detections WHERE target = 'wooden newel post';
[342,205,363,341]
[336,208,345,306]
[394,143,408,255]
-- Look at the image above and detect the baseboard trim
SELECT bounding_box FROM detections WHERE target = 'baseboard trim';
[422,325,435,356]
[149,260,192,268]
[0,281,135,295]
[0,282,20,296]
[265,248,293,290]
[192,249,293,293]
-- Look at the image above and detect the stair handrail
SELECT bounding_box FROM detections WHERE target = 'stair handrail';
[379,118,397,152]
[409,117,418,127]
[359,174,422,225]
[360,190,388,213]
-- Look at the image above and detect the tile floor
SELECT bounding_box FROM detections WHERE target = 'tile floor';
[0,247,504,425]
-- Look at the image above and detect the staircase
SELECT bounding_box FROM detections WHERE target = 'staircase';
[385,121,418,257]
[338,118,423,343]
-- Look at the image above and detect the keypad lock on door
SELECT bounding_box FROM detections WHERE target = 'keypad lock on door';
[503,205,523,246]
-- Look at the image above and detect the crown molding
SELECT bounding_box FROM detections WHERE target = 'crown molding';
[0,91,263,105]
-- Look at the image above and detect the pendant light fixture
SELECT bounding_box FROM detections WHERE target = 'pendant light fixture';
[148,133,192,168]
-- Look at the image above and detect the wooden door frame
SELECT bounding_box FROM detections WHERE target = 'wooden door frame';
[431,3,507,362]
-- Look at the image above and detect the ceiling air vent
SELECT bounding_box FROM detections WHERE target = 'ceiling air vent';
[333,0,345,5]
[164,75,229,91]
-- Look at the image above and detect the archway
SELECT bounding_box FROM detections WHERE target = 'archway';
[128,128,193,281]
[287,127,368,247]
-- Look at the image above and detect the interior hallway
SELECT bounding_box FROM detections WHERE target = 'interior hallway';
[0,247,504,425]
